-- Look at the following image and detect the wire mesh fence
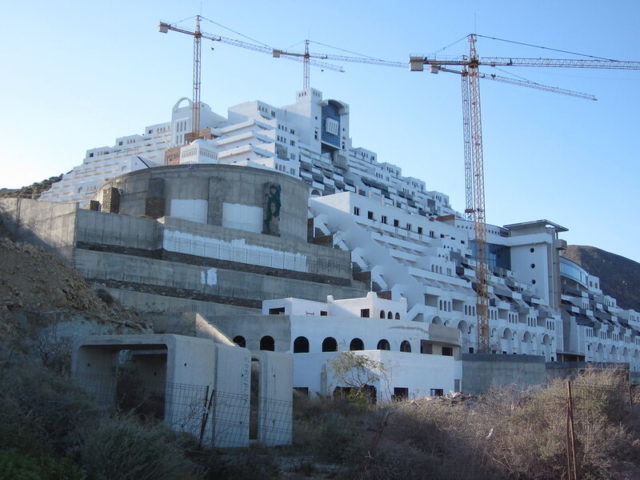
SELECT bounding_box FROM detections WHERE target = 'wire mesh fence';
[73,372,292,447]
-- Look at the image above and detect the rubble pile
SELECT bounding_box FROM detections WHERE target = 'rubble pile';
[0,237,145,331]
[410,391,477,407]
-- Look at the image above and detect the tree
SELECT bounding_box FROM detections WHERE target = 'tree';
[330,352,388,403]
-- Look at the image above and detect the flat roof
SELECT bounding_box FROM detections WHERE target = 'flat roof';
[503,219,568,233]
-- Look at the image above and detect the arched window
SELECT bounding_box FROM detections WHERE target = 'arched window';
[394,313,400,320]
[387,312,393,319]
[377,339,390,350]
[293,336,309,353]
[322,337,337,352]
[233,335,246,348]
[350,338,364,351]
[260,335,275,351]
[379,310,386,319]
[400,340,411,353]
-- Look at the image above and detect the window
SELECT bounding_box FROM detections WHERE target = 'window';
[322,337,337,352]
[417,227,423,234]
[393,219,400,227]
[350,338,364,351]
[400,341,411,353]
[367,211,374,220]
[379,310,386,319]
[260,336,275,351]
[360,309,370,318]
[233,336,246,348]
[294,387,308,397]
[430,388,444,397]
[442,347,453,356]
[377,339,390,350]
[393,387,409,401]
[381,215,388,224]
[325,118,339,135]
[293,336,309,353]
[353,207,360,216]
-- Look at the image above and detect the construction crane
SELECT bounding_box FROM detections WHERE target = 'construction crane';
[410,34,640,354]
[159,16,343,140]
[273,40,405,89]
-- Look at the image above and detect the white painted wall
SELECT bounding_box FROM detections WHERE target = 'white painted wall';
[222,202,263,233]
[163,229,309,272]
[170,199,208,224]
[293,350,460,402]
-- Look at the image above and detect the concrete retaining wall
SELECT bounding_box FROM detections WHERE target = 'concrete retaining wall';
[75,249,365,311]
[0,198,77,260]
[462,353,547,394]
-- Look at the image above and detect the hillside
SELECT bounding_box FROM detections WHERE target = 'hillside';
[0,174,62,199]
[564,245,640,312]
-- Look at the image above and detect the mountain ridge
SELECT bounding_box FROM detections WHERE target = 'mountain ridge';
[563,244,640,312]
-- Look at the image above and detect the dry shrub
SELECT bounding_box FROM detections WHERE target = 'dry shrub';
[377,398,503,480]
[81,415,203,480]
[361,370,639,480]
[195,445,279,480]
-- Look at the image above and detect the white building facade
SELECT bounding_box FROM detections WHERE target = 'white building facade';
[40,88,640,376]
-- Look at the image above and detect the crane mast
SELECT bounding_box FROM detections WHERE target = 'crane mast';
[193,15,202,136]
[466,34,490,354]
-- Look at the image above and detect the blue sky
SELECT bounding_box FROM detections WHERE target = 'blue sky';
[1,1,639,262]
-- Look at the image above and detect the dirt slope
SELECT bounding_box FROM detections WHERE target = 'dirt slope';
[0,238,146,336]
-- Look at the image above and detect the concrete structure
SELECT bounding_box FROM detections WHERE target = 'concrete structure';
[72,334,292,446]
[3,86,638,390]
[0,163,367,317]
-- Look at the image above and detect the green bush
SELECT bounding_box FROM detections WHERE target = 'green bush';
[0,450,84,480]
[0,363,98,458]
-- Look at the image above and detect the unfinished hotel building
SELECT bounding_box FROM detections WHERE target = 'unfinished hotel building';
[25,88,640,383]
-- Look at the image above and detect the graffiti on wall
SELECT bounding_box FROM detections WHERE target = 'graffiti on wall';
[263,183,281,236]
